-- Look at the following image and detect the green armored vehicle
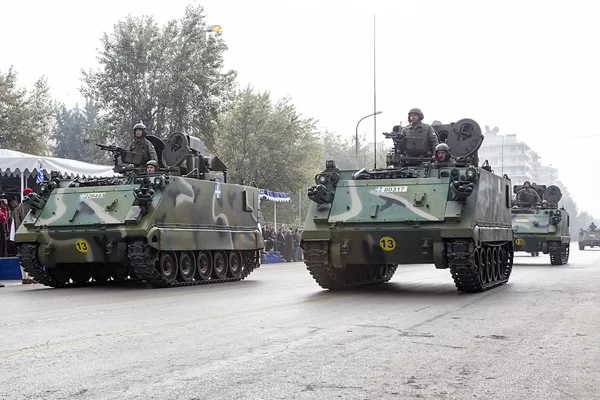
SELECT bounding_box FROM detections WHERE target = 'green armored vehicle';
[301,118,514,293]
[511,184,570,264]
[15,131,263,288]
[578,223,600,250]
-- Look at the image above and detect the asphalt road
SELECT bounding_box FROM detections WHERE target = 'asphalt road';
[1,247,599,400]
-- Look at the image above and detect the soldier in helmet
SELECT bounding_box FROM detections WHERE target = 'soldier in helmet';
[433,143,453,164]
[516,181,541,205]
[146,160,158,173]
[400,108,439,158]
[590,222,597,231]
[541,200,549,208]
[128,122,158,167]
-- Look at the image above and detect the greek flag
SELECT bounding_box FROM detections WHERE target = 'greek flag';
[36,160,44,183]
[258,189,291,203]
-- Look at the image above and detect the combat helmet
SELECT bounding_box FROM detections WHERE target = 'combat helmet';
[435,143,450,152]
[408,107,424,121]
[146,160,159,169]
[133,121,147,136]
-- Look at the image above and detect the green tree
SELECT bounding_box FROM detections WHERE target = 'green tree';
[0,67,53,155]
[81,3,236,148]
[318,131,389,171]
[214,86,321,226]
[52,99,102,163]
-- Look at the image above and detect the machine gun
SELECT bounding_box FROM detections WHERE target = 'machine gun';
[96,143,127,154]
[96,143,143,173]
[382,125,433,167]
[382,125,405,142]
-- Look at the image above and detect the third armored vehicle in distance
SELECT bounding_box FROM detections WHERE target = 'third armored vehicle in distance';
[15,131,263,288]
[511,184,570,264]
[301,118,514,293]
[578,224,600,250]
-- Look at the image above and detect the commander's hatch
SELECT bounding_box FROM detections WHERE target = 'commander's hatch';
[146,135,166,168]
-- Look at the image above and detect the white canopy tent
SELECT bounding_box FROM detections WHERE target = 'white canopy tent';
[258,189,291,228]
[0,149,116,201]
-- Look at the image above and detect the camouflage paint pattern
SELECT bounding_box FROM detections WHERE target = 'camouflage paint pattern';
[511,208,570,253]
[302,164,513,268]
[15,174,263,268]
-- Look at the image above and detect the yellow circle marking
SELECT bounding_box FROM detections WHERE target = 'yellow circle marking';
[515,238,523,246]
[75,240,90,253]
[379,236,396,251]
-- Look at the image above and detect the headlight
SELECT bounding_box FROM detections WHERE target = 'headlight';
[329,173,339,184]
[317,174,328,184]
[465,167,477,181]
[153,176,166,189]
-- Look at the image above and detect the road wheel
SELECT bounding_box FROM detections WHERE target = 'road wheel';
[179,251,196,282]
[158,252,178,282]
[213,251,228,279]
[196,251,213,280]
[228,251,242,279]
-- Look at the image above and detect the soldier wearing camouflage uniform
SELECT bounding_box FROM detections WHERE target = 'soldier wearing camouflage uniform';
[433,143,454,165]
[516,181,541,205]
[401,108,439,157]
[128,122,158,167]
[146,160,158,173]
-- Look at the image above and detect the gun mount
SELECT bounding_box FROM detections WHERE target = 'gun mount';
[383,118,484,169]
[512,184,562,208]
[159,131,228,182]
[97,132,228,182]
[96,143,144,173]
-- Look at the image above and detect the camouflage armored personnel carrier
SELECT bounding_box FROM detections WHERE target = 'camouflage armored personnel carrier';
[511,184,570,264]
[301,118,514,293]
[15,131,263,288]
[578,223,600,250]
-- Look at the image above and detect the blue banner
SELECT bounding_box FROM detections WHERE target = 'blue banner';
[259,189,290,203]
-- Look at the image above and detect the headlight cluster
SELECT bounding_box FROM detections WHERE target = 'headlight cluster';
[308,160,340,204]
[549,211,562,225]
[315,171,339,186]
[449,167,476,202]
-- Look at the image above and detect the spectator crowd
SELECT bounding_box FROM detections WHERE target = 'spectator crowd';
[261,225,303,263]
[0,188,38,287]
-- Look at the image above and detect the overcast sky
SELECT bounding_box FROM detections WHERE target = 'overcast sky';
[2,0,599,217]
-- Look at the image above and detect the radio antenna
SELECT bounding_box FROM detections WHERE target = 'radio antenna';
[373,14,378,169]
